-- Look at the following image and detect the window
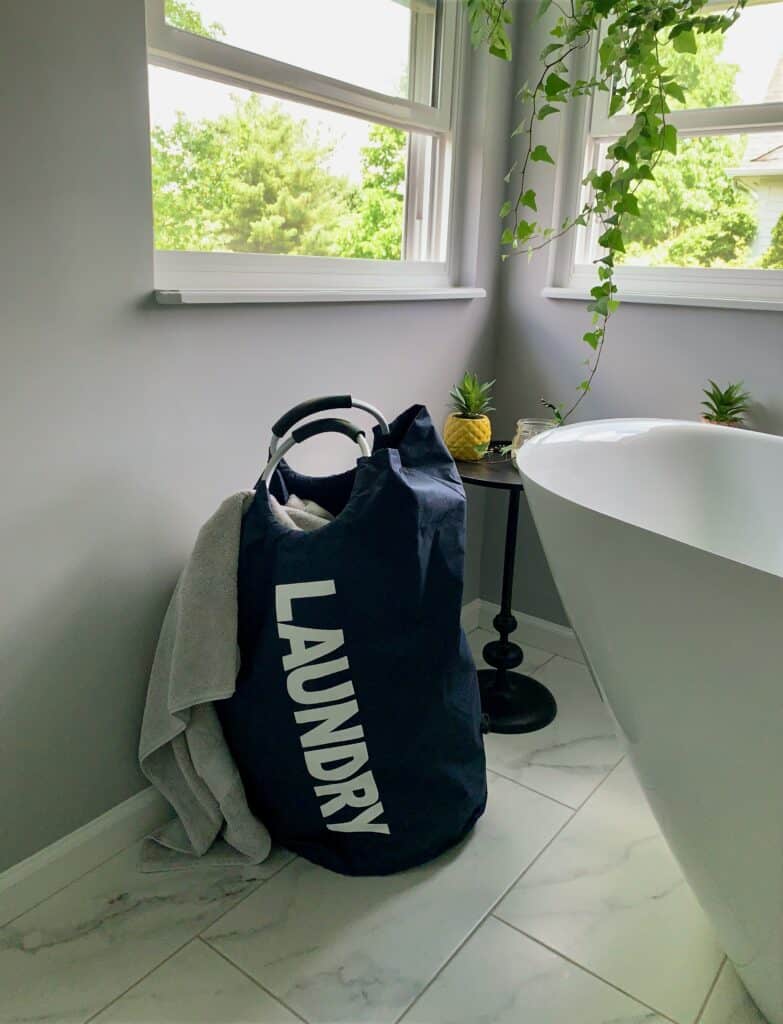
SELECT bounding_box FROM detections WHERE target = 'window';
[145,0,481,303]
[547,0,783,310]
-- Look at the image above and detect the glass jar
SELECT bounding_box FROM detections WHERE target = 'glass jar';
[510,418,557,466]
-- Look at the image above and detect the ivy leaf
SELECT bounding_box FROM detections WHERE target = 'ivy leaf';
[531,145,555,165]
[500,228,514,245]
[583,331,601,350]
[545,72,570,98]
[538,0,553,17]
[520,189,538,211]
[499,201,512,219]
[618,193,640,216]
[516,219,536,241]
[609,91,626,116]
[537,104,559,120]
[664,81,687,104]
[672,28,697,54]
[489,34,512,61]
[662,123,678,154]
[598,227,625,253]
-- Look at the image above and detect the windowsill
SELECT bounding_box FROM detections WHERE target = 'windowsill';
[154,286,487,305]
[544,265,783,313]
[543,286,783,313]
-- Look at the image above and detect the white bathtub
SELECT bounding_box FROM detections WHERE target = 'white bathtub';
[517,419,783,1023]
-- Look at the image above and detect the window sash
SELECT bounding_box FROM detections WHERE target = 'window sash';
[590,0,783,139]
[145,0,467,280]
[145,0,457,135]
[544,30,783,307]
[592,96,783,140]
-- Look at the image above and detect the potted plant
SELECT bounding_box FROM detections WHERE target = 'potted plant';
[444,372,495,461]
[466,0,748,422]
[701,380,751,426]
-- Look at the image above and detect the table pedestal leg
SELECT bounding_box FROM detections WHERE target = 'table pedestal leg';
[478,488,558,734]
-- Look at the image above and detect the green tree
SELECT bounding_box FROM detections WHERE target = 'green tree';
[151,95,355,255]
[760,212,783,269]
[151,2,408,260]
[621,34,757,267]
[164,0,224,39]
[340,125,407,260]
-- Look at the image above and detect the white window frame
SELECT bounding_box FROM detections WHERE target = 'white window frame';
[544,0,783,312]
[145,0,483,304]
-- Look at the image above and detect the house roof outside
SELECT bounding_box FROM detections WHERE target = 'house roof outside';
[730,54,783,178]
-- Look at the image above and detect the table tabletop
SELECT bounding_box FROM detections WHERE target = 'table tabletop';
[455,452,524,491]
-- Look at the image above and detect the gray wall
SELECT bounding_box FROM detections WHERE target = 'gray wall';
[0,0,511,871]
[481,1,783,627]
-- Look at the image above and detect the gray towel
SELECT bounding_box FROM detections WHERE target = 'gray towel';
[139,490,332,870]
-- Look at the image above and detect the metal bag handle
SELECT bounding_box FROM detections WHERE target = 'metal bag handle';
[269,395,389,453]
[261,417,370,484]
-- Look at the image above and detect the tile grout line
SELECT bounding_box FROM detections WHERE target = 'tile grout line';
[393,757,633,1024]
[693,955,728,1024]
[82,932,215,1024]
[197,937,310,1024]
[392,808,579,1023]
[484,767,580,811]
[493,756,724,1024]
[81,854,297,1024]
[573,753,627,811]
[1,839,159,931]
[194,852,299,939]
[493,918,681,1024]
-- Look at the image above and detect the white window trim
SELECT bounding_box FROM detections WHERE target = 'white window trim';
[145,0,484,304]
[544,3,783,313]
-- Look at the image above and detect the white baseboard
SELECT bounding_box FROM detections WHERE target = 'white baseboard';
[0,787,171,927]
[460,597,482,633]
[474,599,584,664]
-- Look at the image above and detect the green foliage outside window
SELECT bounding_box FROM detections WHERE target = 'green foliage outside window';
[165,0,224,39]
[619,34,757,268]
[339,125,407,261]
[152,0,407,260]
[151,100,407,259]
[760,212,783,268]
[152,97,356,256]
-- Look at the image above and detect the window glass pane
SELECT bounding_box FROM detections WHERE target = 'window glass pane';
[163,0,438,104]
[660,1,783,111]
[588,133,783,269]
[148,67,423,259]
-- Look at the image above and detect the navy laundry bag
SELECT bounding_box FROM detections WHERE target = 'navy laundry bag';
[218,403,487,876]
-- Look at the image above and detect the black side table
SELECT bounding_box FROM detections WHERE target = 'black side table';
[457,454,557,734]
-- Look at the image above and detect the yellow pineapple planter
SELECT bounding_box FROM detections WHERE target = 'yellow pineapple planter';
[443,372,495,462]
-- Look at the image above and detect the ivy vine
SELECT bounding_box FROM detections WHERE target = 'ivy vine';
[466,0,747,422]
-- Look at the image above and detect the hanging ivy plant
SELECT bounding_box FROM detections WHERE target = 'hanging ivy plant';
[466,0,747,422]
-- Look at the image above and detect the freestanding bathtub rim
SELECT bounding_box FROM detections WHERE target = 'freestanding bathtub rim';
[516,417,783,583]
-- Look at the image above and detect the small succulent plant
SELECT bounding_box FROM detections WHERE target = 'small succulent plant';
[443,372,495,462]
[449,372,496,418]
[701,380,751,426]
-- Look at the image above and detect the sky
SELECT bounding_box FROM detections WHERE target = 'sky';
[148,0,419,181]
[719,0,783,104]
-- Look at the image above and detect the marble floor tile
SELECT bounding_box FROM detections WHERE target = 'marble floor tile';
[0,842,293,1024]
[92,939,299,1023]
[495,760,724,1024]
[203,772,571,1024]
[468,628,555,675]
[484,656,623,808]
[403,915,667,1024]
[700,962,767,1024]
